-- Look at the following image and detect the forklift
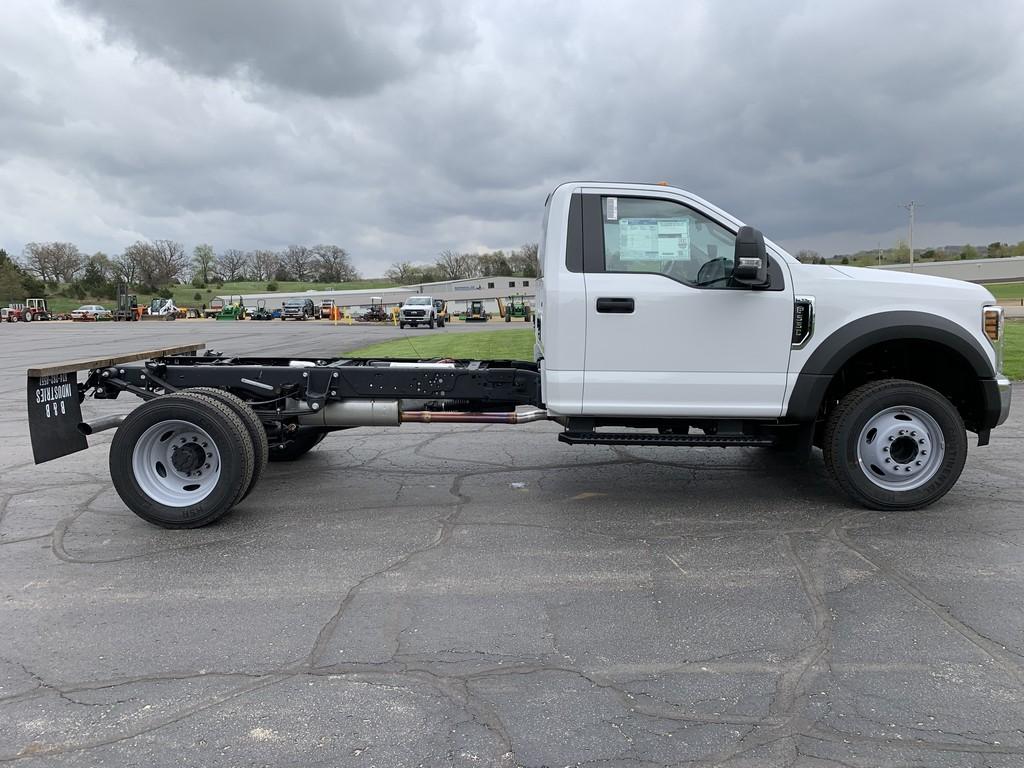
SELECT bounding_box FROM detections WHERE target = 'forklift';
[113,284,139,321]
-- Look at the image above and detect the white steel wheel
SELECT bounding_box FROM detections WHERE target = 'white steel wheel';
[131,420,222,507]
[855,406,944,491]
[111,393,255,528]
[823,379,967,511]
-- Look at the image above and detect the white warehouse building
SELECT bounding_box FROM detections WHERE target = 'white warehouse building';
[219,275,537,315]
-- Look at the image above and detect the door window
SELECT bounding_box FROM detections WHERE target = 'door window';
[602,196,737,288]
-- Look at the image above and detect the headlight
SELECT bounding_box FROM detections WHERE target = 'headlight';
[983,305,1005,373]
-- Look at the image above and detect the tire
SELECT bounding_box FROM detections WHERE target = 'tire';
[109,393,255,528]
[23,311,32,322]
[822,379,967,511]
[399,322,405,329]
[428,317,435,329]
[505,313,511,323]
[178,388,269,502]
[269,429,327,462]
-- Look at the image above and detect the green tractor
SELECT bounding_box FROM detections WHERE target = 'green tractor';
[501,294,532,322]
[216,295,247,320]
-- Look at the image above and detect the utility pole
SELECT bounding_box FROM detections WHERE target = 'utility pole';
[899,201,920,271]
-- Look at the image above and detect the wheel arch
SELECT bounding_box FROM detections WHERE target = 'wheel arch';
[787,311,995,430]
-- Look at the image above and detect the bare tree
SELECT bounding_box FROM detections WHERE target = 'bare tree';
[112,247,141,286]
[312,244,357,282]
[386,261,417,283]
[216,249,247,282]
[435,249,481,280]
[283,245,314,281]
[22,242,82,283]
[192,243,215,284]
[131,240,187,288]
[247,249,279,281]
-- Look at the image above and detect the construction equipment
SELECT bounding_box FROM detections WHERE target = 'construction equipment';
[143,297,179,321]
[360,297,389,322]
[216,296,247,320]
[433,299,450,325]
[251,299,275,320]
[320,299,336,319]
[463,300,489,322]
[113,284,138,321]
[499,295,532,322]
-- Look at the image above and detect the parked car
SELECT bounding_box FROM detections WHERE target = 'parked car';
[70,305,111,321]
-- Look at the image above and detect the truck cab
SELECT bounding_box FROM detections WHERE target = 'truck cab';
[534,181,1009,508]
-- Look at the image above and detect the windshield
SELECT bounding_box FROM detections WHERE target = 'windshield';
[405,297,431,305]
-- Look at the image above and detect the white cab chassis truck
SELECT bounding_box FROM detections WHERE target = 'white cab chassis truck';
[27,182,1010,528]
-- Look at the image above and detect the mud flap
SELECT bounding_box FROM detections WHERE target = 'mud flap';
[27,372,88,463]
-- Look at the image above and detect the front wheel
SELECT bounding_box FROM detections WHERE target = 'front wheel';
[822,379,967,510]
[23,311,32,322]
[428,317,435,329]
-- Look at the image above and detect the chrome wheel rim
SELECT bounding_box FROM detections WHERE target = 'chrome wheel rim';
[856,405,944,491]
[131,419,222,506]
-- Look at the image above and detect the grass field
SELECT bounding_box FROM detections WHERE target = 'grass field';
[1005,320,1024,380]
[984,282,1024,301]
[44,279,396,314]
[346,329,535,360]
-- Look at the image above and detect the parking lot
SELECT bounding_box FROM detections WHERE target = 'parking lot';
[1,321,1023,767]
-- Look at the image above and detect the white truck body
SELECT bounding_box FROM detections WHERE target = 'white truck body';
[535,182,1005,421]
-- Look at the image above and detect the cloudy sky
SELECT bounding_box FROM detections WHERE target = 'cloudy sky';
[2,0,1023,274]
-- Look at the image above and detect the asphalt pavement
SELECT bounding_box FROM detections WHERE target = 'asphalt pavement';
[1,320,1023,767]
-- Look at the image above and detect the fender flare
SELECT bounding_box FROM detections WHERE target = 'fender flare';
[786,310,995,421]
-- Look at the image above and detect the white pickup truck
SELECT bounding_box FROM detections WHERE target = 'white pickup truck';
[399,295,443,328]
[27,181,1010,527]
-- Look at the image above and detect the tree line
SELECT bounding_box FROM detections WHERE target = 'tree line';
[385,244,539,284]
[17,241,360,295]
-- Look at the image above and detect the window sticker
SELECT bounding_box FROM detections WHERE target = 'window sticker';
[606,197,618,221]
[618,218,690,261]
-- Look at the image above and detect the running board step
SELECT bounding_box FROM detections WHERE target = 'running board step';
[558,431,775,448]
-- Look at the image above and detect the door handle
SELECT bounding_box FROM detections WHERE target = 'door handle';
[596,297,635,314]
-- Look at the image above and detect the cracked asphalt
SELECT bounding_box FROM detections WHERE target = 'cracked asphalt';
[1,321,1023,767]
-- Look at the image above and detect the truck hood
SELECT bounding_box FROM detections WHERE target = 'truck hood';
[827,264,995,301]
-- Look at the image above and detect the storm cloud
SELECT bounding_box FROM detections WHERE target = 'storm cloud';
[2,0,1023,273]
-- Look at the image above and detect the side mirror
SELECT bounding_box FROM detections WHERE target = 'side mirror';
[733,226,769,287]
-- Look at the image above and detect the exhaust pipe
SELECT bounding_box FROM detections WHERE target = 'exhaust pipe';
[78,414,126,435]
[295,400,549,427]
[400,406,548,424]
[296,399,401,427]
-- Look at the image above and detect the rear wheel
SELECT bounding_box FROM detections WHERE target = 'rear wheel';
[23,311,32,322]
[823,379,967,510]
[269,429,327,462]
[178,388,268,502]
[110,394,255,528]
